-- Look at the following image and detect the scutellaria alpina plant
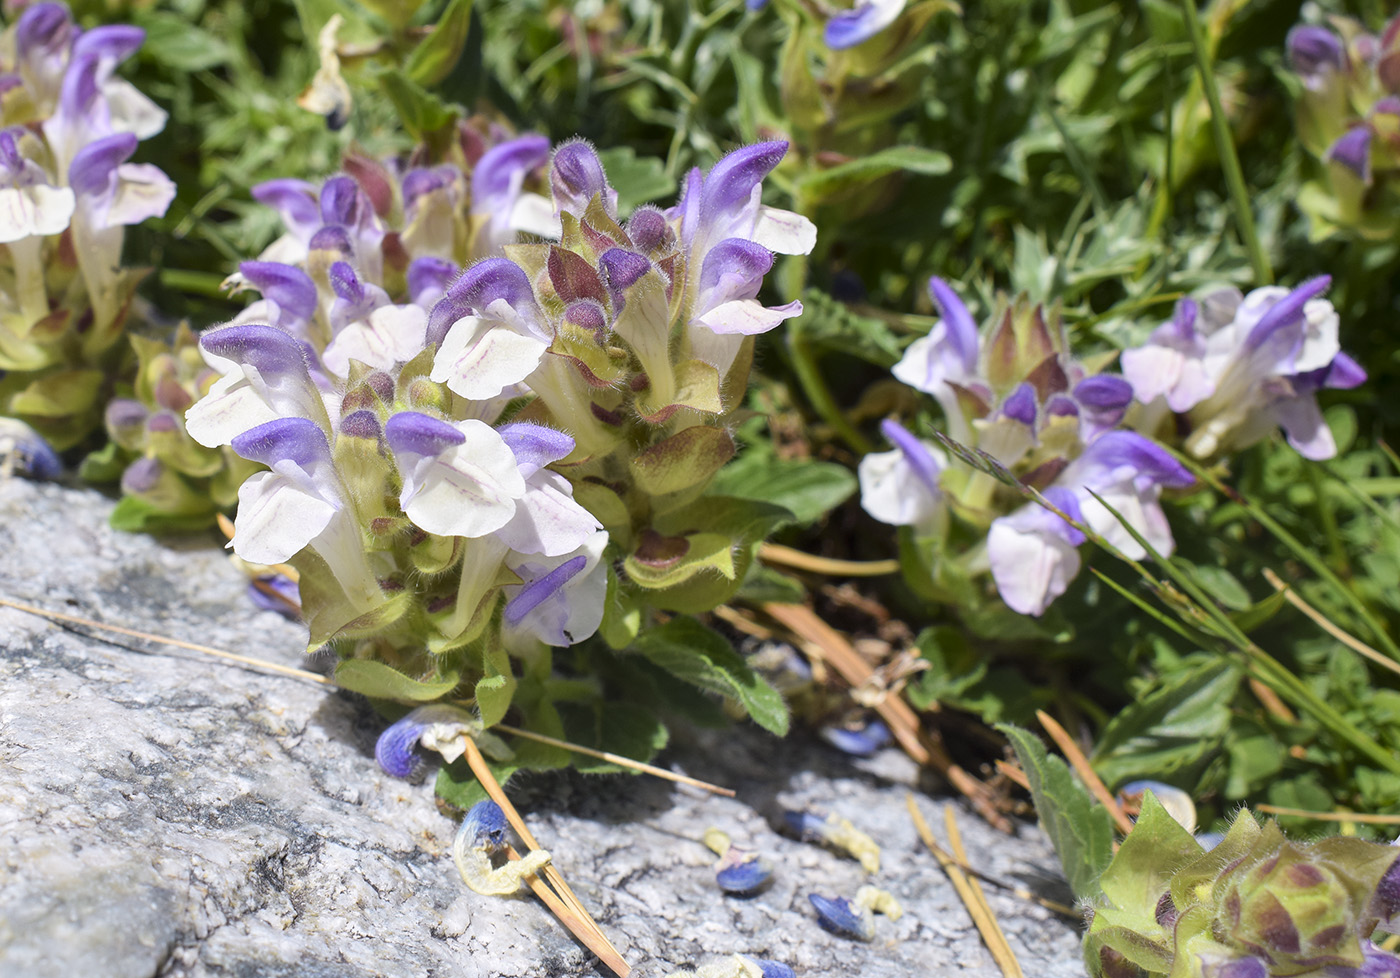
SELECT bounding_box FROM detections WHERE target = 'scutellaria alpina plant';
[0,2,175,450]
[1286,13,1400,240]
[185,139,811,798]
[858,277,1193,619]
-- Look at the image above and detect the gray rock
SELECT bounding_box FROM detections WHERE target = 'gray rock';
[0,478,1084,977]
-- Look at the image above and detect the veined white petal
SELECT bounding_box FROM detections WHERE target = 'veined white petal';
[751,205,817,256]
[183,373,281,448]
[495,470,602,557]
[103,162,176,226]
[102,78,168,139]
[399,420,527,538]
[232,470,338,564]
[503,530,608,648]
[323,304,428,375]
[697,298,801,336]
[430,316,550,400]
[0,184,75,242]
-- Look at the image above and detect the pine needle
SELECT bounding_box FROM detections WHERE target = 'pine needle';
[1263,568,1400,680]
[763,601,1011,833]
[494,723,734,797]
[1034,710,1134,836]
[1256,805,1400,825]
[907,796,1025,977]
[459,735,631,977]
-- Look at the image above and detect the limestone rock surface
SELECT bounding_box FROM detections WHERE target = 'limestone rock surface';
[0,478,1083,977]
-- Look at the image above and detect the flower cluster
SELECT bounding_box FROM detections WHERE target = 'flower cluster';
[1286,14,1400,239]
[0,3,174,449]
[95,119,553,528]
[1085,798,1400,978]
[1122,277,1365,462]
[859,278,1193,617]
[185,138,813,705]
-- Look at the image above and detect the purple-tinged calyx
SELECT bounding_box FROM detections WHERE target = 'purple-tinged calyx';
[384,411,466,458]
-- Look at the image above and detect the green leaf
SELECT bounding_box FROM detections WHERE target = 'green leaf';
[435,755,516,811]
[797,146,952,203]
[1090,658,1241,789]
[630,616,789,735]
[999,722,1115,902]
[79,442,126,484]
[1188,565,1250,611]
[108,494,217,533]
[709,453,856,525]
[335,659,461,701]
[736,563,807,604]
[404,0,474,88]
[134,12,233,71]
[475,644,516,728]
[596,147,676,215]
[377,67,459,144]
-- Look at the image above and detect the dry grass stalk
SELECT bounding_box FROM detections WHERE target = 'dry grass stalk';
[758,543,901,577]
[907,796,1024,977]
[994,760,1030,792]
[1263,568,1400,679]
[763,601,1011,832]
[459,735,631,977]
[1256,804,1400,825]
[1034,710,1134,837]
[494,723,734,797]
[0,595,333,685]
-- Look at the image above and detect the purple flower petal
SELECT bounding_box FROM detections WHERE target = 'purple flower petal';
[319,175,370,228]
[821,719,893,756]
[238,262,318,326]
[504,554,588,625]
[461,800,509,850]
[824,0,904,49]
[384,411,467,458]
[308,225,353,256]
[1327,127,1372,182]
[808,894,875,941]
[498,423,575,475]
[1078,430,1194,489]
[1244,276,1331,351]
[473,133,550,207]
[1287,25,1346,79]
[1074,375,1134,409]
[879,418,941,497]
[746,0,771,10]
[73,24,144,64]
[200,324,309,377]
[928,277,979,376]
[375,713,427,778]
[252,178,321,234]
[17,4,71,52]
[230,417,331,468]
[699,238,773,303]
[700,142,788,229]
[715,849,772,894]
[68,131,136,196]
[754,962,794,978]
[1002,382,1038,425]
[626,206,674,253]
[401,166,452,205]
[426,257,536,346]
[407,256,458,307]
[105,398,148,432]
[247,573,301,619]
[121,456,162,494]
[1322,351,1366,389]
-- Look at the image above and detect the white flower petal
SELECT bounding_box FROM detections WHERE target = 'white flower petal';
[232,470,338,564]
[400,420,527,538]
[183,373,281,448]
[1273,396,1336,460]
[323,304,428,375]
[509,192,561,240]
[987,516,1082,617]
[858,448,942,527]
[104,163,176,226]
[504,530,608,647]
[697,298,802,336]
[495,470,602,557]
[0,184,75,243]
[430,315,550,400]
[751,205,817,255]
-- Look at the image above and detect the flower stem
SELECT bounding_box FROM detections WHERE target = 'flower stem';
[785,315,872,455]
[1180,0,1272,284]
